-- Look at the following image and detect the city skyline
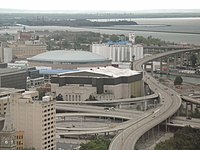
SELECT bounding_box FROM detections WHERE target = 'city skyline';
[0,0,200,12]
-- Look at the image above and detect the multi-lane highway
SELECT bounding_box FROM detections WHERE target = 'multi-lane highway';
[56,112,153,137]
[56,104,144,119]
[168,116,200,129]
[56,93,158,105]
[181,95,200,105]
[109,48,200,150]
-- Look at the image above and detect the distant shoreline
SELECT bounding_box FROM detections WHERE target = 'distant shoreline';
[91,26,200,35]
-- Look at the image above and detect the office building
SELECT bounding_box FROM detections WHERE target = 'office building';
[10,94,56,150]
[0,66,26,90]
[0,99,17,150]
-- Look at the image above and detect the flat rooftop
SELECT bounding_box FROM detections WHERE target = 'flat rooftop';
[0,68,25,75]
[39,69,79,75]
[79,66,140,78]
[0,88,25,97]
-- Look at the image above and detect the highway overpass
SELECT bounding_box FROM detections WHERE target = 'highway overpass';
[167,116,200,129]
[56,93,158,105]
[109,48,200,150]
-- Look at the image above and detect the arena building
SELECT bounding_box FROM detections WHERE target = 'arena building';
[27,50,111,69]
[51,66,143,101]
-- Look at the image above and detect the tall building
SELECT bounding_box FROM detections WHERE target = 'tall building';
[0,99,17,150]
[92,33,143,65]
[0,88,25,116]
[10,94,56,150]
[0,42,13,63]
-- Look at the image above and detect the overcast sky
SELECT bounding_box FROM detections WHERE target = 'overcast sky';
[0,0,200,11]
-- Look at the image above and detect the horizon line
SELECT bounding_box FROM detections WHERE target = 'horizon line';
[0,8,200,14]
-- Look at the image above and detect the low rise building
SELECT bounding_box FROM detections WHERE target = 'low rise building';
[9,42,47,59]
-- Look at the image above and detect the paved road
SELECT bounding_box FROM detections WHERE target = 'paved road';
[56,93,158,105]
[56,112,133,120]
[181,95,200,105]
[168,116,200,129]
[57,112,153,137]
[56,104,144,119]
[109,48,200,150]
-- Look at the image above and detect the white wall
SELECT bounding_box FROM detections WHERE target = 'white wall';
[4,48,13,63]
[92,44,143,63]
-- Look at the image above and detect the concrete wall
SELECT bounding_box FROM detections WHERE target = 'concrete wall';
[28,61,111,70]
[92,44,143,62]
[51,84,96,101]
[4,48,12,63]
[10,45,47,59]
[131,80,142,97]
[52,80,142,101]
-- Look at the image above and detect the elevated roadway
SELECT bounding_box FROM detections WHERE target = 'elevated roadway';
[181,95,200,105]
[56,104,144,119]
[56,93,158,105]
[56,112,133,120]
[57,112,153,137]
[109,48,200,150]
[168,116,200,129]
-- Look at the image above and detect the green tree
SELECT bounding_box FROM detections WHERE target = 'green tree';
[110,35,119,42]
[174,75,183,85]
[80,138,110,150]
[155,126,200,150]
[190,54,197,67]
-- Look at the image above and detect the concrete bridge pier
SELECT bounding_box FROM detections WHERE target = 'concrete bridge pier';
[153,99,158,107]
[190,103,193,114]
[174,54,177,69]
[157,124,160,136]
[186,102,189,118]
[165,120,168,132]
[160,58,163,72]
[117,104,122,109]
[143,101,148,111]
[166,56,170,75]
[180,53,184,67]
[198,52,200,64]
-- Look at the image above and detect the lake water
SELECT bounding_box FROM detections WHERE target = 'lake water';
[1,17,200,45]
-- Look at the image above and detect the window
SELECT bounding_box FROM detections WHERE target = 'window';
[79,95,81,101]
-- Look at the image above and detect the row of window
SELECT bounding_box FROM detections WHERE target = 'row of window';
[43,103,54,108]
[43,107,55,113]
[43,112,55,118]
[43,143,55,150]
[66,94,81,101]
[43,130,54,136]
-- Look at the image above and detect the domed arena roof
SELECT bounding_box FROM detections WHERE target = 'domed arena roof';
[27,50,108,63]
